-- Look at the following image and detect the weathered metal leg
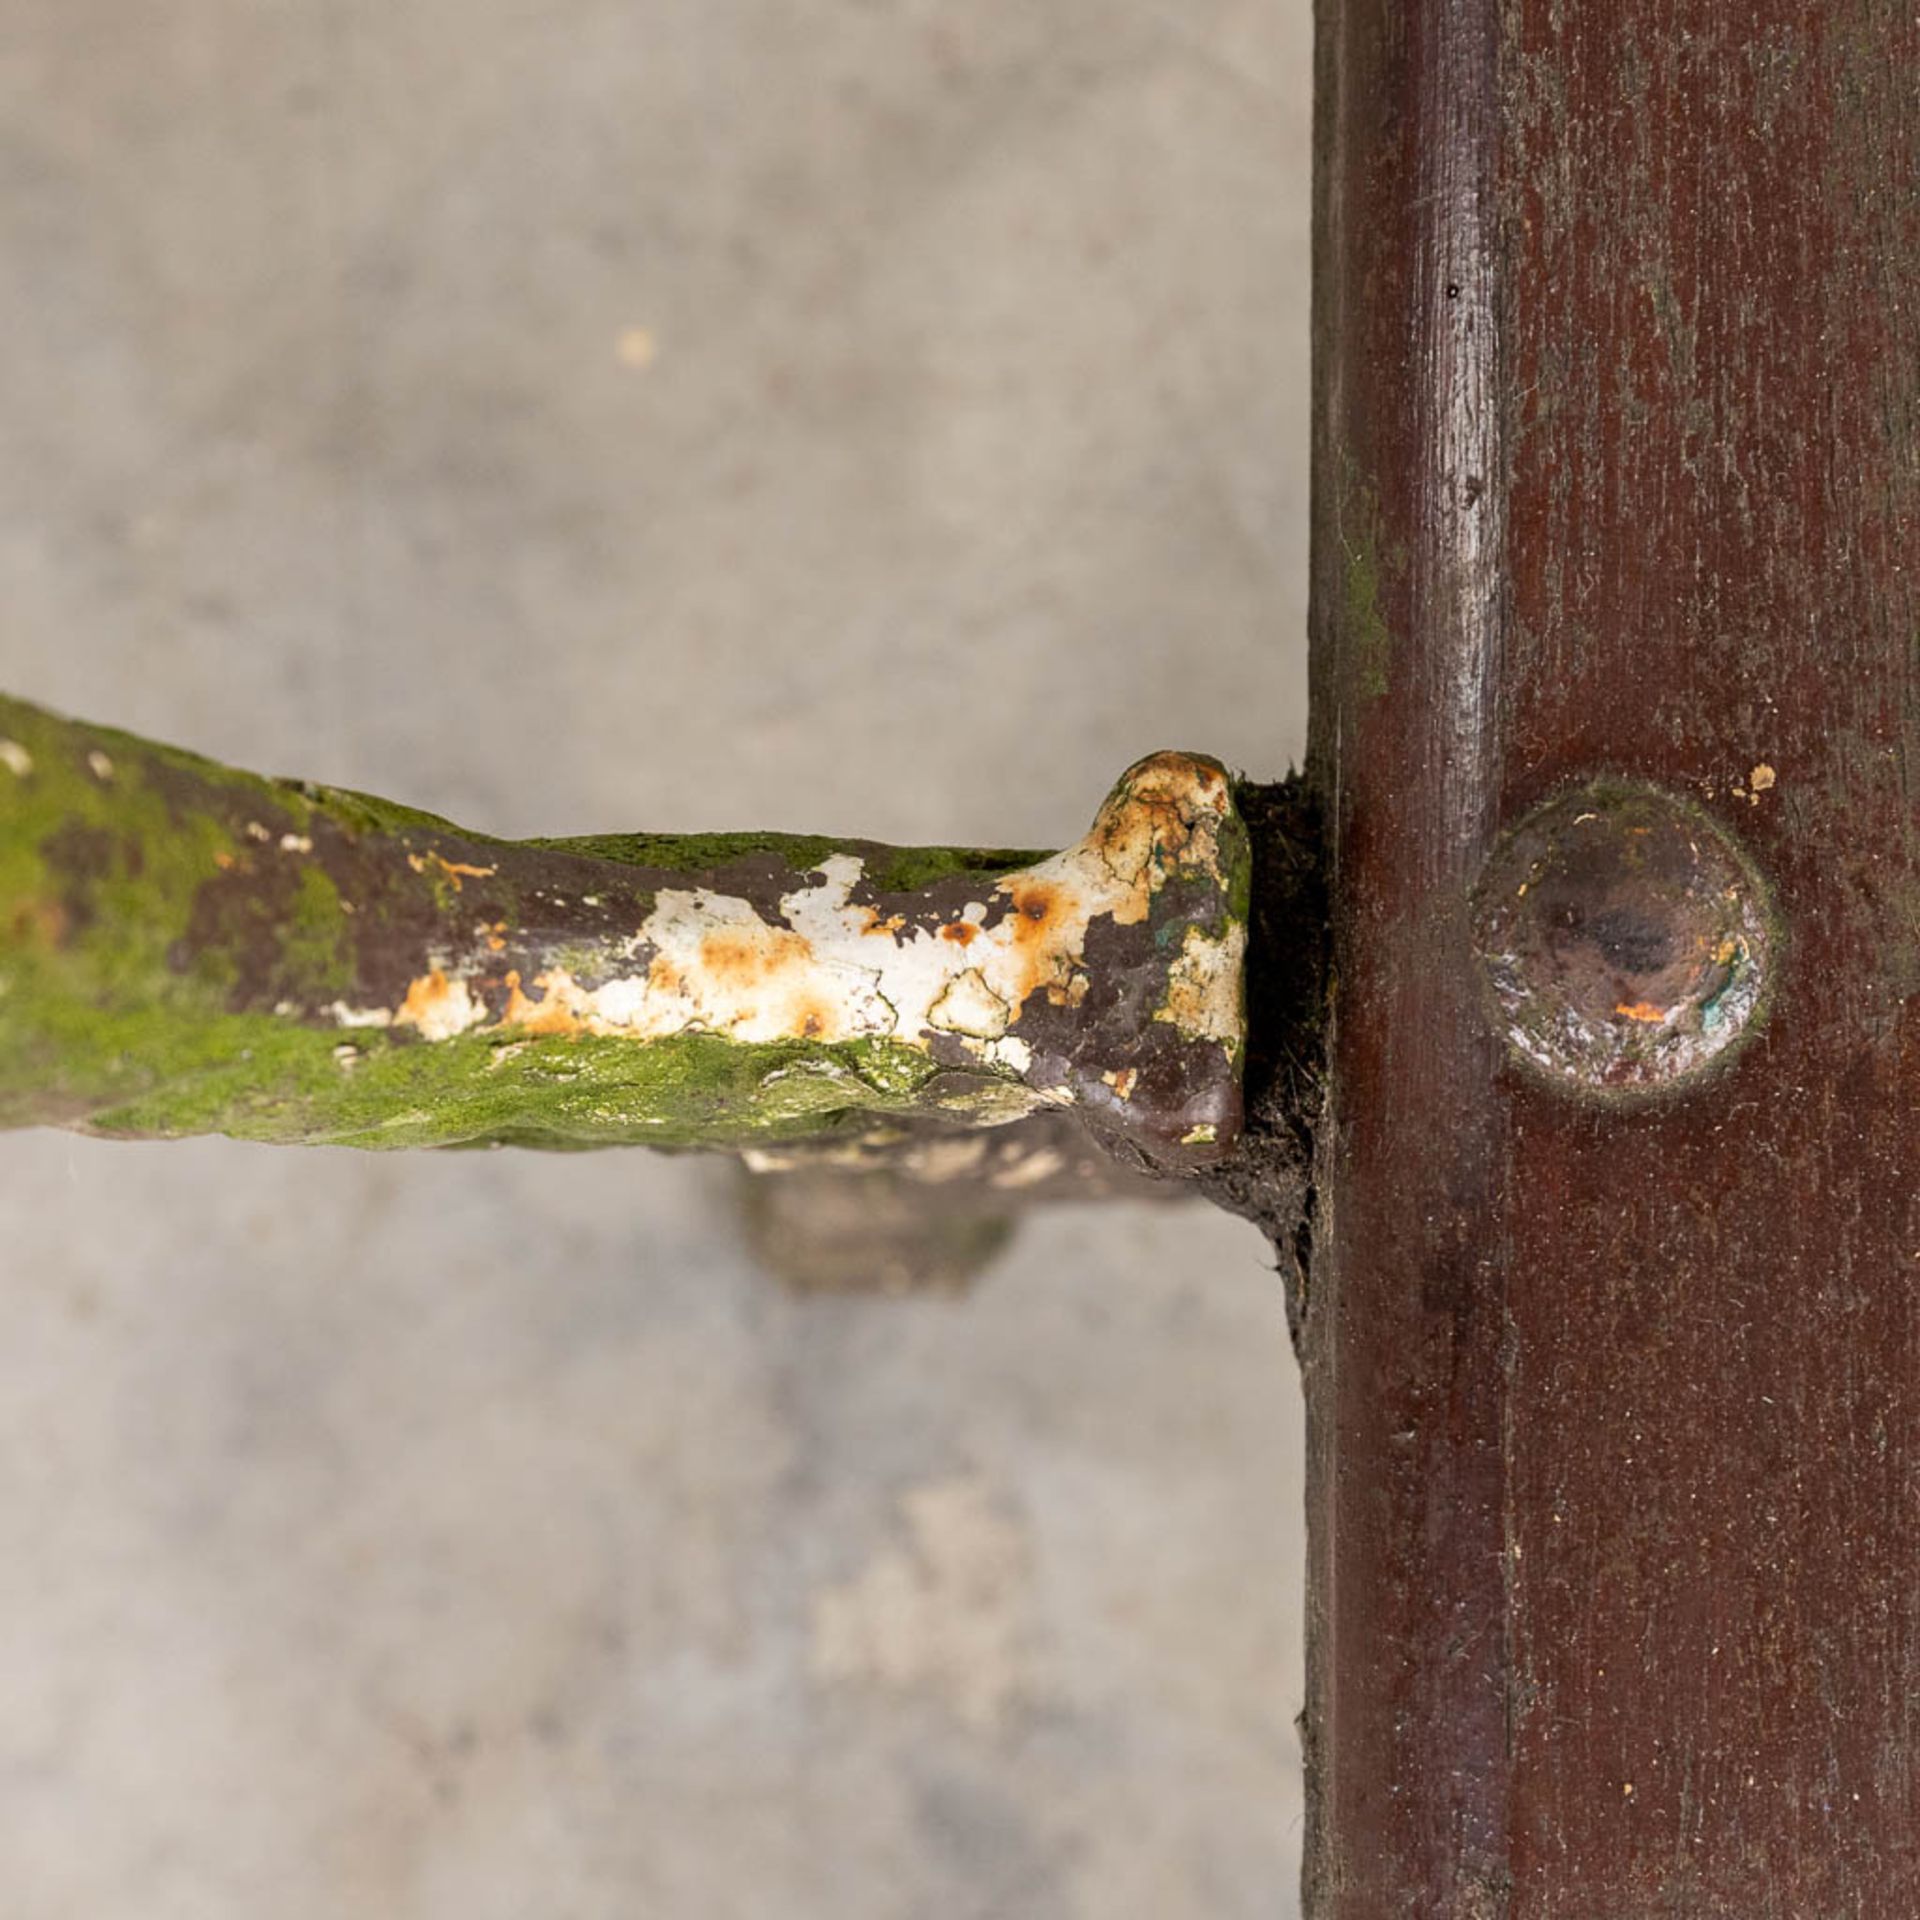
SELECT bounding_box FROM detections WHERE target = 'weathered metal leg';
[0,692,1255,1177]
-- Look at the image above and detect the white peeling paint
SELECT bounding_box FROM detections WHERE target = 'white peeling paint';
[329,753,1243,1090]
[326,1001,395,1030]
[1155,921,1247,1051]
[0,739,32,777]
[926,968,1011,1040]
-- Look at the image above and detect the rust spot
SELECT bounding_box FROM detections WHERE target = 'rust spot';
[998,879,1080,1016]
[394,968,483,1040]
[1007,881,1061,931]
[698,924,814,988]
[401,970,447,1019]
[1472,783,1776,1096]
[407,850,498,892]
[500,967,584,1037]
[940,921,979,946]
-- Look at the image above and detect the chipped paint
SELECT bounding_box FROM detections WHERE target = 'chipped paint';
[1156,921,1248,1054]
[323,750,1245,1130]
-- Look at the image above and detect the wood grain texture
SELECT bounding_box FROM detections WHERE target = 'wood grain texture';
[1306,0,1919,1912]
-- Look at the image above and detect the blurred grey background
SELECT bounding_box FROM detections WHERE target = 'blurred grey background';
[0,3,1312,1915]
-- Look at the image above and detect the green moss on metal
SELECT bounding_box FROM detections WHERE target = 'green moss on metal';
[531,827,1046,893]
[527,827,840,875]
[1338,457,1400,702]
[0,696,239,1001]
[857,844,1049,894]
[280,864,357,1002]
[284,780,474,844]
[1223,800,1255,927]
[66,1020,981,1152]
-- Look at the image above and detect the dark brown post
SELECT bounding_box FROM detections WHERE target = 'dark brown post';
[1307,0,1920,1911]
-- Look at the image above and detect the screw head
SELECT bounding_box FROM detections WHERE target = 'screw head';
[1471,782,1777,1096]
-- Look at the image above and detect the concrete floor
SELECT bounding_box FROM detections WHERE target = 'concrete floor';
[0,3,1313,1914]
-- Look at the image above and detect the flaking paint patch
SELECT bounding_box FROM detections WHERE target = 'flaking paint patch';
[1156,921,1248,1053]
[393,969,484,1042]
[927,968,1012,1040]
[328,752,1245,1086]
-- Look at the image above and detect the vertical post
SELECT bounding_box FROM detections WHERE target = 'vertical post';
[1307,0,1920,1911]
[1305,0,1512,1908]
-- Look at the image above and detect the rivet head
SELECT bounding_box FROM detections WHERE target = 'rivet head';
[1471,782,1777,1096]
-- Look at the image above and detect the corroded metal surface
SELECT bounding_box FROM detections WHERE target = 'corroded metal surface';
[0,693,1248,1172]
[1471,781,1776,1095]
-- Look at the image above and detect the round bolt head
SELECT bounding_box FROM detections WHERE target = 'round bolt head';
[1471,782,1777,1096]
